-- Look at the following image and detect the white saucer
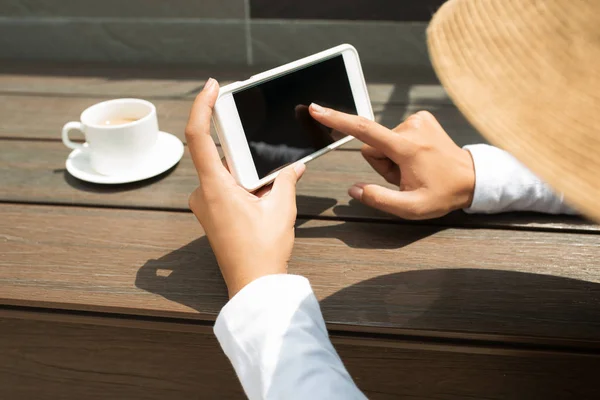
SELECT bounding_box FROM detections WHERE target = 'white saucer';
[66,131,184,184]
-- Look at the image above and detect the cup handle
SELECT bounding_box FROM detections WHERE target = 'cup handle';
[62,121,85,150]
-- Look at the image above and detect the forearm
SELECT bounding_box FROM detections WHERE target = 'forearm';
[214,274,366,400]
[463,144,576,215]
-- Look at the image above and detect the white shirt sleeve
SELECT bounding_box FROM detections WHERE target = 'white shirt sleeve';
[463,144,577,215]
[214,274,366,400]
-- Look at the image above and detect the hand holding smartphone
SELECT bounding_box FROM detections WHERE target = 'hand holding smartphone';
[213,44,374,191]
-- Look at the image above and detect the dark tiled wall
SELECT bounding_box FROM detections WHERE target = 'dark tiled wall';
[0,0,444,68]
[251,0,447,22]
[250,21,430,68]
[0,0,246,18]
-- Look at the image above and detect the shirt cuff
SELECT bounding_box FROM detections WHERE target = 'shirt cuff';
[463,144,576,215]
[214,274,316,399]
[463,144,517,213]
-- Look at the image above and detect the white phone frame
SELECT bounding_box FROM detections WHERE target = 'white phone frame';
[213,44,374,191]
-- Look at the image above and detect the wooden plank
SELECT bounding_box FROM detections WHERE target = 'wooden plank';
[0,94,477,145]
[0,70,223,99]
[0,95,202,143]
[0,140,594,231]
[2,203,600,344]
[2,318,599,400]
[0,63,447,105]
[0,318,243,400]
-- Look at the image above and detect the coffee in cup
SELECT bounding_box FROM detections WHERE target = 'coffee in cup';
[103,117,140,126]
[62,99,159,176]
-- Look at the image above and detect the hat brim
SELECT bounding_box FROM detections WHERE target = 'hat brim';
[427,0,600,222]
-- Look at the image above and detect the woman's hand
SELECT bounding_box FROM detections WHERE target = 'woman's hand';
[309,104,475,220]
[186,79,306,298]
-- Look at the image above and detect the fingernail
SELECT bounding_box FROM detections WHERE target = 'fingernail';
[293,162,306,175]
[310,103,326,115]
[204,78,216,90]
[348,185,364,200]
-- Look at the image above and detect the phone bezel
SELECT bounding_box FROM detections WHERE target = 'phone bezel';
[213,44,374,191]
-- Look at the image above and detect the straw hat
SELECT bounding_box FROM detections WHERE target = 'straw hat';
[427,0,600,221]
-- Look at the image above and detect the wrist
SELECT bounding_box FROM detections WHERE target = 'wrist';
[226,267,288,299]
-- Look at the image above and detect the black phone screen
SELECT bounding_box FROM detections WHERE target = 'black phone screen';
[232,55,358,179]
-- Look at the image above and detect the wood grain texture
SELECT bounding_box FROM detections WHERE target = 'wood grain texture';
[0,93,287,144]
[0,64,465,150]
[0,69,225,99]
[0,140,595,231]
[2,317,599,400]
[0,95,205,142]
[0,62,445,104]
[0,318,244,400]
[2,204,600,344]
[2,60,599,399]
[0,95,473,145]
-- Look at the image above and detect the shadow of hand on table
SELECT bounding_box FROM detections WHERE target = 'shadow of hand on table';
[301,203,600,339]
[266,269,600,400]
[135,193,600,342]
[136,235,229,313]
[134,194,441,312]
[331,198,398,221]
[135,195,346,312]
[319,268,600,341]
[294,219,440,249]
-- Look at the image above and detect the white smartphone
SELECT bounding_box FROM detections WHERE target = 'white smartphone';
[213,44,374,191]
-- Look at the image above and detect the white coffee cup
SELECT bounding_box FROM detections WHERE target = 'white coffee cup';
[62,98,159,176]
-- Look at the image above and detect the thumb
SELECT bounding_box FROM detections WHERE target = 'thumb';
[349,183,426,220]
[269,162,306,203]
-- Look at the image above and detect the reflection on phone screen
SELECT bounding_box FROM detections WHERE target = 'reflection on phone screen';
[233,55,358,178]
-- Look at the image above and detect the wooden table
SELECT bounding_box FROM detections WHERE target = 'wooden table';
[1,62,600,399]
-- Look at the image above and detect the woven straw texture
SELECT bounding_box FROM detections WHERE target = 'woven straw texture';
[428,0,600,221]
